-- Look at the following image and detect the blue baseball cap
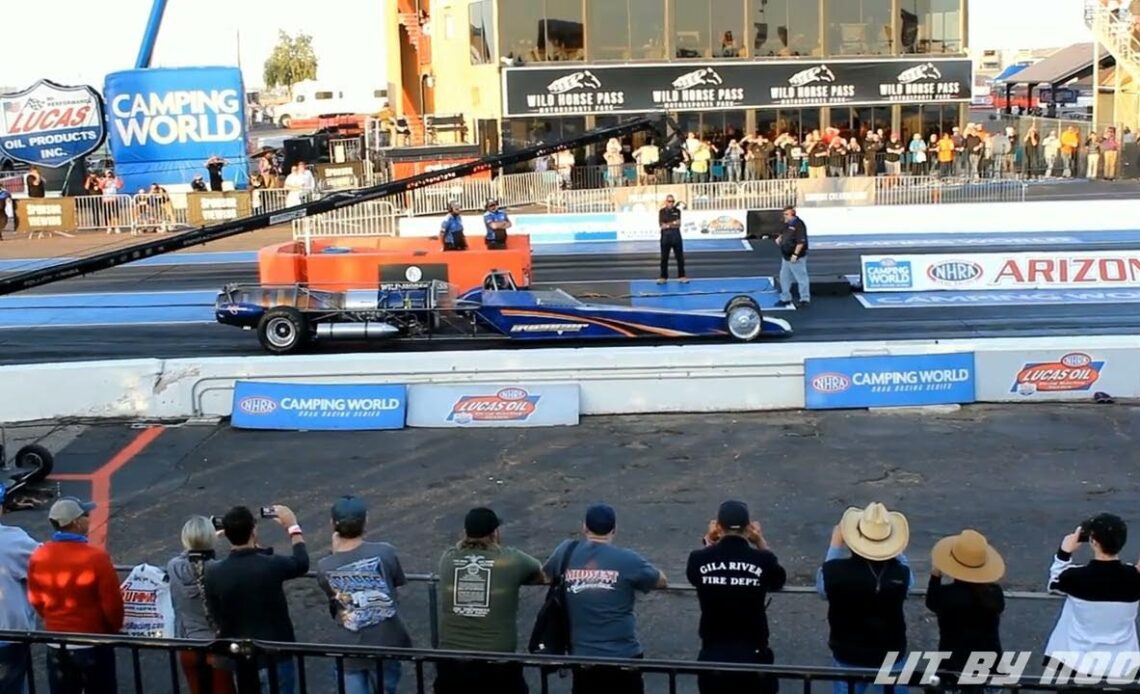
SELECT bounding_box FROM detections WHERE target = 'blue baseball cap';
[331,496,367,524]
[585,504,616,535]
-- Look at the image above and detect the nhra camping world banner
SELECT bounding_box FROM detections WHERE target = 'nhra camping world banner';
[502,57,972,117]
[0,80,106,168]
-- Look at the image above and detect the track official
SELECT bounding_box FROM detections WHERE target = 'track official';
[483,198,511,250]
[658,195,688,284]
[440,201,467,251]
[775,206,809,308]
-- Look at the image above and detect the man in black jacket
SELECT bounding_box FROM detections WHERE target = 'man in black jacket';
[657,195,687,284]
[775,206,809,308]
[687,500,786,694]
[816,503,913,693]
[206,505,309,694]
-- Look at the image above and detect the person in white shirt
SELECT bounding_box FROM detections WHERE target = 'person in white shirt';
[283,165,305,207]
[298,162,317,195]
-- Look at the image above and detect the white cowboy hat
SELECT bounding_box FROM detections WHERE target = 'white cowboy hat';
[931,529,1005,584]
[840,503,909,561]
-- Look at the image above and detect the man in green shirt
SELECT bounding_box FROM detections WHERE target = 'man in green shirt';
[436,507,546,694]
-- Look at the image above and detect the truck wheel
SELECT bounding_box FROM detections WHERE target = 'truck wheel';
[15,444,53,482]
[278,114,293,128]
[724,296,763,342]
[257,307,309,355]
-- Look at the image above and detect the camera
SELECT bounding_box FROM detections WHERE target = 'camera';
[260,506,277,519]
[1078,518,1094,543]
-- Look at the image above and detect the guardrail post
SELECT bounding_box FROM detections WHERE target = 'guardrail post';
[428,580,440,649]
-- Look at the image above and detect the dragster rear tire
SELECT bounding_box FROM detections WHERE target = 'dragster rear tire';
[15,444,53,483]
[257,307,310,355]
[724,296,763,342]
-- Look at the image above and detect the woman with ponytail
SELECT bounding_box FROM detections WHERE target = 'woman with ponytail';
[167,516,236,694]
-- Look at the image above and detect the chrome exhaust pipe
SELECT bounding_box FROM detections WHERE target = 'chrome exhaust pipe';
[314,322,400,340]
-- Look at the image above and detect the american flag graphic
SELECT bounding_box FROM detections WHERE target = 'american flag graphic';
[3,100,22,114]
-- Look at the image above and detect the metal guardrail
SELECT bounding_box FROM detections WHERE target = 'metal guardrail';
[72,193,190,234]
[294,200,401,248]
[874,176,1029,206]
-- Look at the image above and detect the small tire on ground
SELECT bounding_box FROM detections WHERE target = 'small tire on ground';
[724,295,763,342]
[257,307,310,355]
[15,444,53,482]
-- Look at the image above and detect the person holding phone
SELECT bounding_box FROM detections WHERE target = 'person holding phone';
[1044,514,1140,681]
[204,505,308,694]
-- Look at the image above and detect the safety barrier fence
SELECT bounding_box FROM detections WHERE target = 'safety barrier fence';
[0,570,1073,694]
[294,200,401,247]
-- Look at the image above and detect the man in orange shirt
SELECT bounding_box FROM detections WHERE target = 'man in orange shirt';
[1061,126,1081,178]
[27,497,123,694]
[936,133,955,177]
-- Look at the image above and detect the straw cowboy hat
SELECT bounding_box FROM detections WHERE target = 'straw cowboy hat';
[931,529,1006,584]
[840,503,909,561]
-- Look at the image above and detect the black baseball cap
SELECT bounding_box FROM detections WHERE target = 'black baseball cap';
[585,503,616,535]
[331,496,367,524]
[717,500,750,530]
[465,507,501,538]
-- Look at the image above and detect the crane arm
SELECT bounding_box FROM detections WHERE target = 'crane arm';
[0,114,679,296]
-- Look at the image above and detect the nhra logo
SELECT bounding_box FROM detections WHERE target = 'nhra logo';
[811,372,851,394]
[1012,352,1105,395]
[237,396,278,415]
[0,79,106,168]
[927,260,983,285]
[448,387,540,424]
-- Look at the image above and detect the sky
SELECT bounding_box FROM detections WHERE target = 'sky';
[0,0,1090,92]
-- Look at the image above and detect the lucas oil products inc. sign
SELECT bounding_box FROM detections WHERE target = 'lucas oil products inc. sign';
[0,80,106,168]
[103,67,249,194]
[502,58,972,117]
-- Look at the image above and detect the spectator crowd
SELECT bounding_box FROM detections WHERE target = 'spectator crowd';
[1,488,1138,694]
[542,122,1135,189]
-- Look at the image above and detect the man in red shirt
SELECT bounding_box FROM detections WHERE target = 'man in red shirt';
[27,497,123,694]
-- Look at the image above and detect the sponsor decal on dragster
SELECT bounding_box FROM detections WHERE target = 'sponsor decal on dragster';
[1010,352,1105,395]
[448,387,541,424]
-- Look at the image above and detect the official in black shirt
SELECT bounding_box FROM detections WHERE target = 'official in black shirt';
[657,195,687,284]
[926,529,1005,683]
[686,500,786,694]
[816,503,913,680]
[205,505,308,693]
[775,206,809,308]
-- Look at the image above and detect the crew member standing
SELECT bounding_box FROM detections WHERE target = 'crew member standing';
[658,195,688,284]
[775,206,809,308]
[483,198,511,250]
[439,201,467,251]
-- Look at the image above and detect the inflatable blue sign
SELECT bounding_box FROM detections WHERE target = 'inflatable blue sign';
[0,80,106,168]
[104,66,249,192]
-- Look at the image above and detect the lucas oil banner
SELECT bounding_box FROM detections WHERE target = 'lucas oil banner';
[104,67,249,193]
[0,80,106,168]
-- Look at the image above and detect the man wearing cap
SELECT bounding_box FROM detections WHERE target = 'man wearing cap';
[317,496,411,694]
[816,502,914,693]
[0,484,39,693]
[686,500,786,694]
[205,504,308,694]
[482,199,511,250]
[27,497,124,693]
[436,507,545,694]
[542,504,666,693]
[1044,513,1140,680]
[439,201,467,251]
[926,529,1005,687]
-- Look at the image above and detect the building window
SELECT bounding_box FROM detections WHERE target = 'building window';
[826,0,892,55]
[497,0,584,63]
[900,0,962,54]
[587,0,630,60]
[671,0,747,59]
[748,0,821,57]
[469,0,494,64]
[755,108,822,139]
[629,0,667,60]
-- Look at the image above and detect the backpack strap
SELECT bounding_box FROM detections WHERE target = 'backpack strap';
[556,540,580,586]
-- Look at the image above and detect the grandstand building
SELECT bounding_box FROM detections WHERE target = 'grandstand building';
[386,0,971,151]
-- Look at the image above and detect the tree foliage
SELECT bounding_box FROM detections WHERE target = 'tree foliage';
[263,30,318,93]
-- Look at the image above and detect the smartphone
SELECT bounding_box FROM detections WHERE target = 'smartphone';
[1078,519,1093,543]
[260,506,277,519]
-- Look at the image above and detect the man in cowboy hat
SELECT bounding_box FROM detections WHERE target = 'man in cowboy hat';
[1045,514,1140,680]
[926,530,1006,685]
[816,502,914,692]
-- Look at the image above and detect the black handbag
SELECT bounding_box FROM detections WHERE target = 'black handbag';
[527,540,580,655]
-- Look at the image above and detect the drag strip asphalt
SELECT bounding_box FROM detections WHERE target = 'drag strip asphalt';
[2,237,1140,363]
